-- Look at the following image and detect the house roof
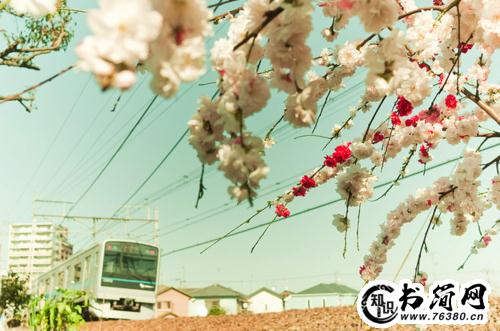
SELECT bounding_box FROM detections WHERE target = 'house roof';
[157,285,169,294]
[297,283,358,295]
[188,284,244,298]
[248,287,283,299]
[157,285,193,298]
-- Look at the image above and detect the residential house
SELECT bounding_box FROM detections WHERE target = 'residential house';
[248,287,284,313]
[284,283,357,310]
[155,286,192,318]
[187,284,247,316]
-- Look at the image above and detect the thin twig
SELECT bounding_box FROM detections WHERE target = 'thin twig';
[233,7,284,51]
[200,204,270,254]
[250,215,278,253]
[462,88,500,124]
[312,90,332,133]
[362,96,387,142]
[0,65,74,104]
[413,205,438,281]
[195,164,206,208]
[264,114,285,140]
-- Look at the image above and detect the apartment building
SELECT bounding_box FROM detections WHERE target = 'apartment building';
[7,222,73,283]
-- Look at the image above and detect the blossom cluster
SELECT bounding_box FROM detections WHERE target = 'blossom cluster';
[360,150,485,282]
[22,0,498,281]
[188,0,322,202]
[77,0,163,90]
[272,142,354,218]
[471,228,497,255]
[77,0,211,91]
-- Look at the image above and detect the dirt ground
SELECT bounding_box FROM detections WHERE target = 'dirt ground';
[81,297,500,331]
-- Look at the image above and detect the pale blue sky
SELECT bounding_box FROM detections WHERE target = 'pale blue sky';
[0,1,498,295]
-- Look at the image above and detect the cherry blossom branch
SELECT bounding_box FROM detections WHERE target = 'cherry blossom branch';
[0,64,74,104]
[233,7,284,51]
[343,192,352,258]
[457,220,499,271]
[372,145,417,201]
[209,7,243,23]
[250,214,278,253]
[264,113,285,141]
[322,112,356,150]
[462,88,500,125]
[482,155,500,170]
[200,204,271,253]
[380,126,394,171]
[413,205,438,281]
[195,164,206,208]
[362,96,387,143]
[429,34,472,108]
[208,0,239,9]
[312,90,332,133]
[357,5,444,50]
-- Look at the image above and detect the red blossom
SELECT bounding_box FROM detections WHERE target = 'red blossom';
[445,94,457,109]
[390,112,401,126]
[396,96,413,116]
[372,132,385,144]
[419,275,428,287]
[483,235,492,246]
[324,144,352,167]
[292,186,307,197]
[418,106,441,123]
[337,0,354,10]
[275,204,290,218]
[323,155,337,167]
[358,265,366,275]
[418,145,431,164]
[438,73,445,86]
[405,115,420,127]
[459,42,473,54]
[333,144,351,163]
[433,0,443,5]
[300,175,317,189]
[419,62,431,72]
[175,28,186,46]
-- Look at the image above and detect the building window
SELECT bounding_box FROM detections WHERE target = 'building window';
[157,301,172,310]
[206,299,220,310]
[73,263,81,282]
[57,271,64,287]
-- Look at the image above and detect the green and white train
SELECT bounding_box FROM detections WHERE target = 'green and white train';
[33,239,160,320]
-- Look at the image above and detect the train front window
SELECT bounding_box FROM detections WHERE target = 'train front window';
[101,242,158,290]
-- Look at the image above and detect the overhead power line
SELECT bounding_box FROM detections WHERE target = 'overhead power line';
[7,77,91,218]
[49,77,148,198]
[112,128,189,217]
[161,142,499,257]
[66,95,158,216]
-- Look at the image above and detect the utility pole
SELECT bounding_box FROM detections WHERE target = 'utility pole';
[33,199,160,247]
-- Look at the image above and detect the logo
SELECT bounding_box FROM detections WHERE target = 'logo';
[357,279,491,329]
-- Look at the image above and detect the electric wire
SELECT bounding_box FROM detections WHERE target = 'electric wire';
[65,96,158,216]
[7,77,91,217]
[161,142,500,257]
